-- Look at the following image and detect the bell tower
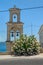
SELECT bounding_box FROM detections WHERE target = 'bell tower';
[10,6,20,22]
[6,6,24,54]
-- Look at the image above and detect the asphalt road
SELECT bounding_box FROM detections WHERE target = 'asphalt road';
[0,56,43,65]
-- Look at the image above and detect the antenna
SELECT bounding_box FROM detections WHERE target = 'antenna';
[31,22,33,36]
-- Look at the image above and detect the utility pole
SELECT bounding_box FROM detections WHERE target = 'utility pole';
[31,22,33,36]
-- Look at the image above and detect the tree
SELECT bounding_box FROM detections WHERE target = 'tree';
[12,35,40,56]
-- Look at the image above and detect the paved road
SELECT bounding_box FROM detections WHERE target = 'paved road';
[0,58,43,65]
[0,54,43,65]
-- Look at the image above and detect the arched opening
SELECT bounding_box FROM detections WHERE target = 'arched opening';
[16,30,20,39]
[10,30,15,41]
[13,14,17,22]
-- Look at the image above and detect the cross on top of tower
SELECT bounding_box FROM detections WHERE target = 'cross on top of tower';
[14,5,16,8]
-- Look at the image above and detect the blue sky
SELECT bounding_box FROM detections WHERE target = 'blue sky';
[0,0,43,42]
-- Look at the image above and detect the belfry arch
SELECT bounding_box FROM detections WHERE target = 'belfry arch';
[10,30,15,41]
[6,6,24,54]
[13,14,17,22]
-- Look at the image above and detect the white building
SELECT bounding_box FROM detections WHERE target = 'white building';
[39,25,43,47]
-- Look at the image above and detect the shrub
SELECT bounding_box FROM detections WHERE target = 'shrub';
[12,35,40,56]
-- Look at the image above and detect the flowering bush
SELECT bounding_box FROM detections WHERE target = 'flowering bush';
[12,35,40,56]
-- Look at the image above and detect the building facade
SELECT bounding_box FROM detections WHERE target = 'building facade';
[39,25,43,47]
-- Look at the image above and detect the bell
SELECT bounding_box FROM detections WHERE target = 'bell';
[14,16,16,18]
[16,32,19,36]
[11,32,14,37]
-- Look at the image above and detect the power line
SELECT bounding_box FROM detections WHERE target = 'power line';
[0,6,43,12]
[0,10,9,12]
[20,6,43,10]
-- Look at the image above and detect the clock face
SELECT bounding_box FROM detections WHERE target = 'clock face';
[13,14,17,22]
